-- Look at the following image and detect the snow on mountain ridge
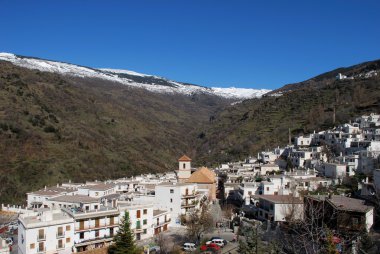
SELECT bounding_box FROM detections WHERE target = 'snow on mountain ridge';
[0,53,270,99]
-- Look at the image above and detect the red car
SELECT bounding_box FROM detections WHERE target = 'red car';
[200,243,221,252]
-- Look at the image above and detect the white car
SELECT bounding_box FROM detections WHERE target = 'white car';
[183,242,196,251]
[5,238,13,246]
[205,239,224,247]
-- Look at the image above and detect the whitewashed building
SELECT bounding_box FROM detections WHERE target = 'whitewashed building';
[155,183,199,226]
[256,195,304,222]
[18,210,75,254]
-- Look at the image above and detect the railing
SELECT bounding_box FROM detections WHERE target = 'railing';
[56,232,65,238]
[181,194,196,198]
[37,247,46,253]
[75,223,116,231]
[155,218,171,227]
[181,203,196,208]
[56,244,65,250]
[37,234,46,241]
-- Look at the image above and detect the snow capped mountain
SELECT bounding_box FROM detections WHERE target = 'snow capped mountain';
[0,53,270,99]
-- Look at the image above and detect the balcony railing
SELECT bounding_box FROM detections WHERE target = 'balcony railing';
[37,247,46,253]
[181,203,196,208]
[155,218,171,227]
[56,244,65,250]
[75,223,118,231]
[56,232,65,238]
[181,194,196,198]
[37,234,46,241]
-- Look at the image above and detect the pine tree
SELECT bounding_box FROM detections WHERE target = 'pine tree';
[108,211,140,254]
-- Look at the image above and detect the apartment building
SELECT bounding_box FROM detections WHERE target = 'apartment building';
[18,210,74,254]
[155,183,199,226]
[153,210,170,235]
[118,201,153,241]
[63,206,119,252]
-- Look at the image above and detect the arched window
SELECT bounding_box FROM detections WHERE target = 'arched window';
[183,163,186,169]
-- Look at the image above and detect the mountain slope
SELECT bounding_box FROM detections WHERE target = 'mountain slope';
[0,60,231,204]
[0,53,270,99]
[196,60,380,165]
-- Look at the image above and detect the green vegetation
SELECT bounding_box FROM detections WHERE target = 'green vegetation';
[0,61,229,204]
[197,62,380,165]
[0,58,380,206]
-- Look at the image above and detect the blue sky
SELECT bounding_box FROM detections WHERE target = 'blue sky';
[1,0,379,89]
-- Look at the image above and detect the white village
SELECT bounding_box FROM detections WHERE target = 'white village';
[1,113,380,253]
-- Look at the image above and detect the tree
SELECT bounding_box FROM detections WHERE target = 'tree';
[238,225,259,254]
[155,232,170,254]
[185,203,214,243]
[108,211,140,254]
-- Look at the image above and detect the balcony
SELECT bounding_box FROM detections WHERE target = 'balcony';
[181,202,196,208]
[75,223,117,232]
[37,234,46,241]
[37,247,46,253]
[134,227,143,233]
[181,193,196,199]
[154,218,171,228]
[56,244,65,250]
[56,232,65,238]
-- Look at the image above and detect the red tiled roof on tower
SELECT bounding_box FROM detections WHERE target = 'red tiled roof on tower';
[178,155,192,161]
[188,167,216,184]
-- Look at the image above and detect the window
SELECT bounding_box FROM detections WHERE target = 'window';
[95,218,100,228]
[137,210,141,218]
[94,205,98,210]
[57,226,63,237]
[170,189,174,194]
[143,229,147,234]
[183,163,186,169]
[66,225,71,231]
[266,187,269,191]
[170,198,173,203]
[95,230,100,238]
[30,243,35,249]
[38,242,44,252]
[80,232,84,239]
[66,238,70,243]
[58,239,64,249]
[38,229,44,240]
[143,209,147,215]
[95,192,99,196]
[143,219,147,225]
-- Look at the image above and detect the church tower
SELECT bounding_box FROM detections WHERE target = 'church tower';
[177,155,192,183]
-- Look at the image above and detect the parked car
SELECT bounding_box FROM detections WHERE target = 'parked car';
[5,238,13,246]
[200,243,221,252]
[208,237,227,246]
[183,242,196,251]
[205,238,225,247]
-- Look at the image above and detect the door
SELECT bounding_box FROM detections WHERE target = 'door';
[95,218,100,228]
[79,220,85,230]
[110,216,114,225]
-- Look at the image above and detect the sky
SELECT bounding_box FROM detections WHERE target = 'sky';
[0,0,379,89]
